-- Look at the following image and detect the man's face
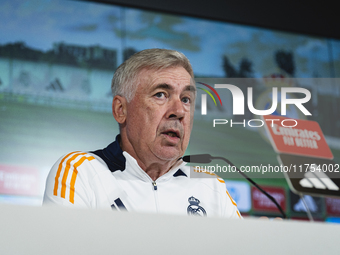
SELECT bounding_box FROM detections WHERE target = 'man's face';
[125,66,195,165]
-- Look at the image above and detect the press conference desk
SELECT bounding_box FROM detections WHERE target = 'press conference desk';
[0,204,338,255]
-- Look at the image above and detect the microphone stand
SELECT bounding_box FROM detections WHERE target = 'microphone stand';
[183,154,287,219]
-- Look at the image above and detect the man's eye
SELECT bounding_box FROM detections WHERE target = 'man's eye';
[154,92,165,98]
[182,97,190,104]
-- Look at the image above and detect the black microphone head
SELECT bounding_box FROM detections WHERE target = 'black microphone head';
[182,154,212,163]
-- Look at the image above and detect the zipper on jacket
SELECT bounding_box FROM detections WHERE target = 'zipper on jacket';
[152,181,159,212]
[152,181,157,190]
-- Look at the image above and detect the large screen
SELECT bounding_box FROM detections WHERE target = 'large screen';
[1,0,339,219]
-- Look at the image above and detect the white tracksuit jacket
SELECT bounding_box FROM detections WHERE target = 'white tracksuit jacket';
[43,151,242,219]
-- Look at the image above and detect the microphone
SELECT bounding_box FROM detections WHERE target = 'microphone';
[182,154,287,219]
[182,154,212,163]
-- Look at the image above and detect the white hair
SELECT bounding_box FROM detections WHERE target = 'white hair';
[111,48,194,102]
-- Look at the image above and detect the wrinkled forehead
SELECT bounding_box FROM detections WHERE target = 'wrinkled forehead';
[135,67,195,91]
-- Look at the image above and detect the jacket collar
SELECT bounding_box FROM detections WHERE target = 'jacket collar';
[102,135,126,170]
[123,151,188,182]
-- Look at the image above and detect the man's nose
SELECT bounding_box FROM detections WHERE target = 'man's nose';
[167,97,185,119]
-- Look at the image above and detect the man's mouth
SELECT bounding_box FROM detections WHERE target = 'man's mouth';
[162,130,180,139]
[166,132,178,138]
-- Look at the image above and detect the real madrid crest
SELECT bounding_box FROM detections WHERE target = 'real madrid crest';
[187,196,206,216]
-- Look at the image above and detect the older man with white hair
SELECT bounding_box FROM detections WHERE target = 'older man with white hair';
[43,48,241,219]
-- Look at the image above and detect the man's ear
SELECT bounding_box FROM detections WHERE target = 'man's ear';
[112,95,127,124]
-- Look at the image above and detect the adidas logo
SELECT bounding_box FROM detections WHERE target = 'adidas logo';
[299,167,339,191]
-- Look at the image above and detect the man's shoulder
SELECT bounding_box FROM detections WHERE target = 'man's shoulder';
[50,151,109,177]
[181,165,227,189]
[44,151,115,207]
[90,136,126,172]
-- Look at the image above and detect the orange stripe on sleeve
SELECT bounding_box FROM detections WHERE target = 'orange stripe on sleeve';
[226,190,242,219]
[53,151,80,196]
[69,156,94,204]
[217,177,225,184]
[236,210,241,219]
[60,152,87,198]
[69,169,78,204]
[226,190,238,207]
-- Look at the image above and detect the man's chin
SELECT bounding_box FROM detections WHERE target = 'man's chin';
[154,147,183,162]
